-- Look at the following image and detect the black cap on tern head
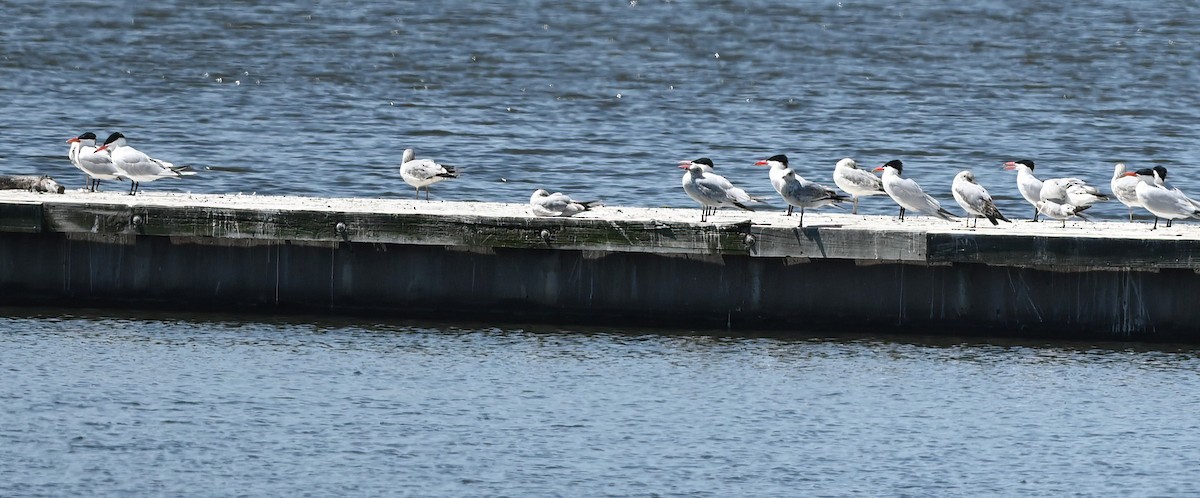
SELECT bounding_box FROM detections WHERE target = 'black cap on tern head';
[102,132,124,146]
[1153,165,1168,180]
[767,154,788,165]
[1016,159,1035,169]
[77,132,97,140]
[692,157,714,167]
[883,159,903,173]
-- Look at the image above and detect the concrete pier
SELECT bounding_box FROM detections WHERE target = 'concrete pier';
[2,191,1199,341]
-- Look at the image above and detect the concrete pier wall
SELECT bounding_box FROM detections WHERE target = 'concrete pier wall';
[1,192,1198,340]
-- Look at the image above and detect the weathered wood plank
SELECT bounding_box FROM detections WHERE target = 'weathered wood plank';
[0,202,43,233]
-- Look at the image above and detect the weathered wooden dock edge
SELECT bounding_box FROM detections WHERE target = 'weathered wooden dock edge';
[2,193,1199,341]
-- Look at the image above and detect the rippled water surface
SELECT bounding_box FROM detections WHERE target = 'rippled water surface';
[2,312,1199,496]
[3,0,1199,219]
[5,2,1200,495]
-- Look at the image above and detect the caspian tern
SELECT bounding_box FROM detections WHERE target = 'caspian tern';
[679,158,755,222]
[529,189,601,217]
[874,160,956,222]
[399,148,458,200]
[94,132,195,195]
[1036,200,1090,228]
[1003,159,1044,221]
[1129,168,1200,229]
[1110,163,1142,222]
[951,170,1010,228]
[832,157,886,215]
[67,132,126,192]
[755,154,848,227]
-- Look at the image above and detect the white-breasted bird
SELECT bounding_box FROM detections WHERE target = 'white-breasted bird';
[1003,159,1044,221]
[94,132,195,195]
[951,170,1010,228]
[874,159,956,222]
[529,189,601,217]
[755,154,848,227]
[832,157,887,215]
[1036,200,1090,228]
[1110,163,1142,222]
[1129,167,1200,229]
[399,148,458,200]
[1040,177,1108,209]
[677,157,718,217]
[679,157,755,222]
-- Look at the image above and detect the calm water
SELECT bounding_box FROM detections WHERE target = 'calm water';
[5,1,1200,495]
[2,311,1199,496]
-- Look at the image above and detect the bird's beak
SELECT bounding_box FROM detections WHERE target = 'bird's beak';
[1002,161,1017,170]
[873,166,885,172]
[678,163,691,170]
[95,145,107,152]
[754,160,768,166]
[66,138,79,143]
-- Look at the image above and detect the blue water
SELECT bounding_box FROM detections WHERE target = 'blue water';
[5,1,1200,494]
[2,312,1199,496]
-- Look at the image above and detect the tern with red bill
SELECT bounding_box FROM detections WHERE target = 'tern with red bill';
[1129,167,1200,229]
[1002,159,1044,221]
[67,132,126,191]
[94,132,195,195]
[755,154,848,227]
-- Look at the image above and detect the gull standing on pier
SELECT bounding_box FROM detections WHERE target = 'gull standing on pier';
[1129,167,1200,229]
[755,154,848,227]
[951,171,1009,228]
[1110,163,1142,222]
[874,159,956,222]
[95,132,195,195]
[399,148,458,200]
[679,158,755,222]
[67,132,126,192]
[529,189,601,217]
[677,157,719,217]
[1003,159,1044,221]
[1036,200,1090,228]
[832,157,886,215]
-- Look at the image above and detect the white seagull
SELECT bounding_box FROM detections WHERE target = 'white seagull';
[1129,167,1200,229]
[399,148,458,200]
[832,157,886,215]
[1003,159,1044,221]
[67,132,126,192]
[677,157,718,218]
[1110,163,1142,222]
[529,189,601,217]
[1040,177,1108,210]
[951,170,1010,228]
[755,154,848,227]
[1036,200,1090,228]
[874,159,956,222]
[94,132,195,195]
[679,157,755,222]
